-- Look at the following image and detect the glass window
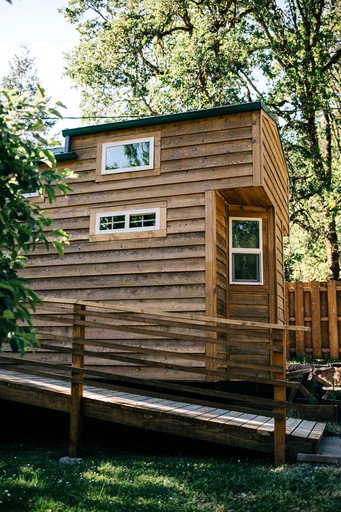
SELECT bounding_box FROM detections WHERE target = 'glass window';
[99,215,125,231]
[230,218,263,284]
[96,208,160,235]
[232,219,260,249]
[102,137,154,174]
[129,213,156,229]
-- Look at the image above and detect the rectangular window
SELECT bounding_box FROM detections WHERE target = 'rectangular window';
[90,202,167,241]
[22,191,40,198]
[101,137,154,175]
[229,218,263,284]
[95,208,159,235]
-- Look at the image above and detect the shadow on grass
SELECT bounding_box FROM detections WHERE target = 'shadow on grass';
[1,400,340,512]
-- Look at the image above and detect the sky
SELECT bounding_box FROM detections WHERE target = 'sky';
[0,0,82,136]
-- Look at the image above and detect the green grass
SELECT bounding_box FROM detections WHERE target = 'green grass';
[0,443,340,512]
[0,402,340,512]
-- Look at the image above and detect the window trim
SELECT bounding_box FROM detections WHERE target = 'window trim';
[101,136,154,175]
[229,217,263,285]
[89,202,167,241]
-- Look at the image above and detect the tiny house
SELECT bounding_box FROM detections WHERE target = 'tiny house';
[24,101,289,379]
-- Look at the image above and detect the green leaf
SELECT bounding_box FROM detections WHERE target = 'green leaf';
[40,148,57,167]
[48,108,63,120]
[53,240,65,256]
[2,310,15,320]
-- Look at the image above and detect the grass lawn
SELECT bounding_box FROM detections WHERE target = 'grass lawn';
[0,401,340,512]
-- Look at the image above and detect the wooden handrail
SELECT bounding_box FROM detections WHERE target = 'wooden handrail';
[40,297,310,332]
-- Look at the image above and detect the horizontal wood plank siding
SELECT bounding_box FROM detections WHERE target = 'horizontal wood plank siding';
[22,112,257,380]
[261,112,289,234]
[261,112,288,324]
[19,110,290,379]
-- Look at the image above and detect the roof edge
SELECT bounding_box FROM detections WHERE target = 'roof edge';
[56,151,78,162]
[62,101,277,138]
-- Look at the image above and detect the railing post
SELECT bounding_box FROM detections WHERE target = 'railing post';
[273,329,286,466]
[69,303,85,458]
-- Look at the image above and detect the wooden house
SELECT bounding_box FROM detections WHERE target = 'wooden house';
[23,101,289,380]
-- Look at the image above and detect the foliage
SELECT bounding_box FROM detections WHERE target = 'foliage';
[284,225,329,281]
[1,45,57,133]
[0,87,72,353]
[63,0,341,279]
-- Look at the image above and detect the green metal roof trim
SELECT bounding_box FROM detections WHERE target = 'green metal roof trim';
[56,151,78,162]
[62,101,278,137]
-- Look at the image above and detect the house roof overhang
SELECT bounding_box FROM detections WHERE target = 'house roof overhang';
[61,100,278,138]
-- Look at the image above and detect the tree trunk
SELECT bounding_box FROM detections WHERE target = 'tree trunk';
[325,217,340,280]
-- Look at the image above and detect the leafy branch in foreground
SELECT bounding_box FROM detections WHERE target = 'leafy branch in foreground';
[0,87,73,352]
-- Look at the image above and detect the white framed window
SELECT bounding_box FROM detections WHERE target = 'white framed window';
[229,217,263,285]
[95,208,160,234]
[101,136,154,175]
[89,202,167,241]
[22,191,40,198]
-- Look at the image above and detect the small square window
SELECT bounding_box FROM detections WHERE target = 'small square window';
[229,218,263,285]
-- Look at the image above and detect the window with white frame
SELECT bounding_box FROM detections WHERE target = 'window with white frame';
[95,208,160,235]
[101,137,154,175]
[22,191,40,198]
[229,218,263,285]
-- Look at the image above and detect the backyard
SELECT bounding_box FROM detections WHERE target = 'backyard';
[0,400,340,512]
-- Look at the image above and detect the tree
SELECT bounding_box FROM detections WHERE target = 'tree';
[2,45,57,133]
[63,0,340,279]
[0,87,72,352]
[2,45,39,97]
[248,1,341,281]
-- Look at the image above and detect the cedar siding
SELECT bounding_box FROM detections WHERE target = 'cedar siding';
[21,102,289,380]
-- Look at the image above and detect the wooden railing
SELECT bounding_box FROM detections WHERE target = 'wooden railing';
[0,298,308,465]
[286,281,341,360]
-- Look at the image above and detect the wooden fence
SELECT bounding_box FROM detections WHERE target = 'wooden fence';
[285,281,341,360]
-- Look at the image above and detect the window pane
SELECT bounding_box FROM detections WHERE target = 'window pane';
[142,213,156,227]
[105,141,150,171]
[232,253,260,282]
[99,215,125,231]
[129,213,156,228]
[232,220,260,249]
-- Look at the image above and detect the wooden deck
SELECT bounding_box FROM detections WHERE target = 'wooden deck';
[0,368,325,458]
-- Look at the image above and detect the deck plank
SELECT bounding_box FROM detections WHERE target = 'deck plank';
[291,420,316,439]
